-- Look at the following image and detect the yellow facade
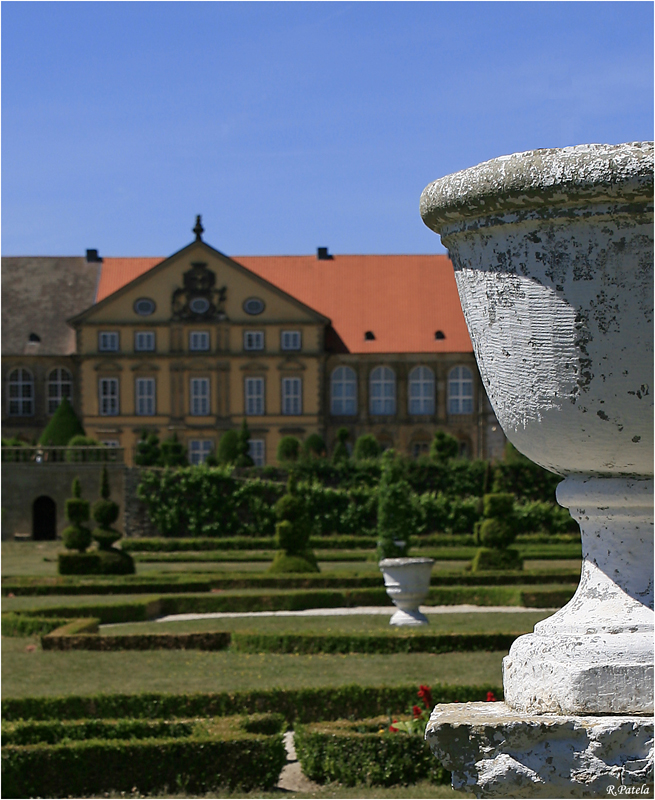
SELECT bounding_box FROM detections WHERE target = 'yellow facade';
[73,242,327,464]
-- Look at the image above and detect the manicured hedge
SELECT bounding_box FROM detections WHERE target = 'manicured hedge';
[120,533,579,554]
[13,598,162,624]
[134,550,370,563]
[2,717,195,745]
[1,719,286,798]
[295,717,449,786]
[1,613,71,637]
[4,568,579,598]
[46,617,100,635]
[136,467,572,539]
[2,683,502,724]
[39,629,522,654]
[42,631,232,651]
[230,631,521,655]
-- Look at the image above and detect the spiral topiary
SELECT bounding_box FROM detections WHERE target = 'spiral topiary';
[472,492,523,571]
[268,473,319,573]
[62,477,92,553]
[91,466,121,549]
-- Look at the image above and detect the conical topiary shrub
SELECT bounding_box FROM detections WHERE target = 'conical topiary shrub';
[61,477,92,553]
[38,397,85,446]
[235,419,254,467]
[268,473,319,573]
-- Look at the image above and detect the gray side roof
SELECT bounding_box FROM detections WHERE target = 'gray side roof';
[2,257,101,356]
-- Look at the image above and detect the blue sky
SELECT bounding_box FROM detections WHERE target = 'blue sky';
[2,1,653,257]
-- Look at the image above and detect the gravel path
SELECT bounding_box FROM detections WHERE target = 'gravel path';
[155,604,555,623]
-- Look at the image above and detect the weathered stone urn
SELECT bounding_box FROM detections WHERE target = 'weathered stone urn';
[419,142,654,796]
[379,557,434,625]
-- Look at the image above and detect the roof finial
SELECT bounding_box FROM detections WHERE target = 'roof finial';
[193,215,204,241]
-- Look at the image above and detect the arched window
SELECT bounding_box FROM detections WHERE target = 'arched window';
[7,368,34,416]
[331,366,357,415]
[369,366,395,415]
[448,366,474,414]
[408,366,435,415]
[47,368,72,414]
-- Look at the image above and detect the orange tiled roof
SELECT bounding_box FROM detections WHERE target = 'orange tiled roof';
[96,254,472,354]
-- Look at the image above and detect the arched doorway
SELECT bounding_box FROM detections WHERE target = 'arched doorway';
[33,496,56,541]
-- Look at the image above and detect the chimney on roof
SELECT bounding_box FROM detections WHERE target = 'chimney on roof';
[317,247,333,260]
[86,249,103,263]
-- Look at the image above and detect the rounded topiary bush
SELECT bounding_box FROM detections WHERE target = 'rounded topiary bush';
[471,547,523,571]
[303,433,326,458]
[353,434,380,461]
[268,551,319,574]
[277,436,301,464]
[62,524,92,553]
[478,518,515,550]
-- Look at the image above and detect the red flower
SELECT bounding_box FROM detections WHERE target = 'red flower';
[412,705,423,718]
[417,684,433,710]
[486,691,497,702]
[389,720,398,733]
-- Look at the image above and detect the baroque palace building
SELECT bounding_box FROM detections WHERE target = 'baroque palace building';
[1,219,505,466]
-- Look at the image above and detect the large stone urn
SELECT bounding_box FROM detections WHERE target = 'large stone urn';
[379,557,434,625]
[419,142,654,796]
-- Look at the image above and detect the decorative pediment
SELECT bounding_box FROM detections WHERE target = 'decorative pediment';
[130,362,160,372]
[170,360,218,372]
[171,262,227,321]
[94,361,123,372]
[277,357,306,371]
[240,361,269,372]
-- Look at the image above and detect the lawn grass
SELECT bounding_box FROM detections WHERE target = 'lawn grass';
[103,611,550,637]
[2,635,506,697]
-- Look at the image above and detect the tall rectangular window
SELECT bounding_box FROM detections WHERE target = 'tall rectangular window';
[248,439,265,466]
[135,331,155,352]
[282,377,302,415]
[281,331,301,351]
[99,378,119,415]
[244,331,264,351]
[189,439,213,465]
[135,377,156,416]
[245,377,264,415]
[99,332,119,352]
[189,331,210,351]
[190,377,210,415]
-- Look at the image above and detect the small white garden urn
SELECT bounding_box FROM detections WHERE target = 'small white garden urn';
[379,557,434,625]
[419,142,654,795]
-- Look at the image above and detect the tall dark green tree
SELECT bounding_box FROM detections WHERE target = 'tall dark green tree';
[235,419,254,467]
[38,397,85,446]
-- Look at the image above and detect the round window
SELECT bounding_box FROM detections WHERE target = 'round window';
[134,298,156,316]
[243,297,265,315]
[189,297,210,314]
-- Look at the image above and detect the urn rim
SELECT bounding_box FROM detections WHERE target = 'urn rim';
[420,141,654,235]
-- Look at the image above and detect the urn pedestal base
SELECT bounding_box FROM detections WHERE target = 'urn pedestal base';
[425,702,654,798]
